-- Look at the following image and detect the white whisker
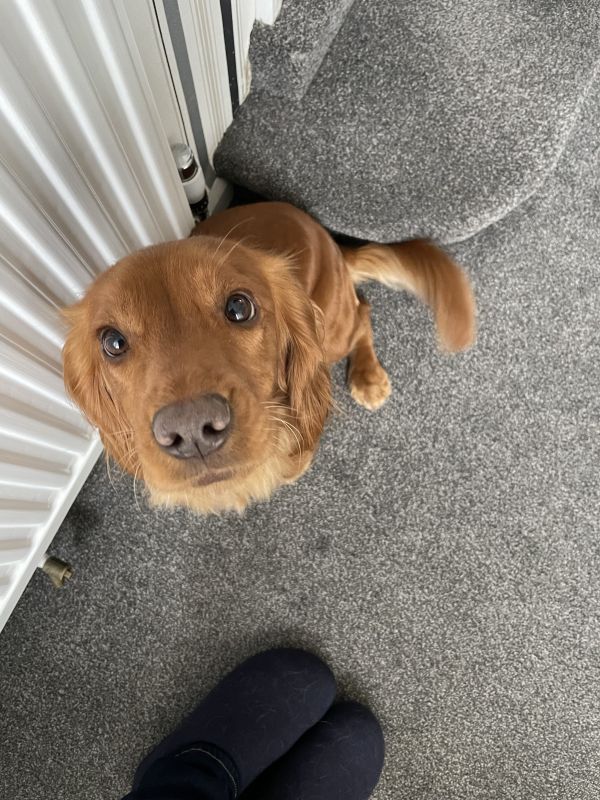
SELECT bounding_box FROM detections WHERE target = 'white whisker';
[211,220,248,262]
[215,236,250,271]
[132,463,143,514]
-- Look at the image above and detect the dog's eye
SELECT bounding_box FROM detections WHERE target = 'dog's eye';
[100,328,129,358]
[224,293,256,323]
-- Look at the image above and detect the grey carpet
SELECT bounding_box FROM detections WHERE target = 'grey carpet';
[249,0,354,99]
[1,50,600,800]
[217,0,600,244]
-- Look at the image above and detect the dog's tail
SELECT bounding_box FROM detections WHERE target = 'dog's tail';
[342,240,476,352]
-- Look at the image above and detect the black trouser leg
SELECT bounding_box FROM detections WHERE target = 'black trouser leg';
[122,742,238,800]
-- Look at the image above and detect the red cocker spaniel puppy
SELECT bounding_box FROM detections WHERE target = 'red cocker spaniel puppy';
[63,202,475,513]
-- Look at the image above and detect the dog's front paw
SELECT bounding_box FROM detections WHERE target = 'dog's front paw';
[349,366,391,411]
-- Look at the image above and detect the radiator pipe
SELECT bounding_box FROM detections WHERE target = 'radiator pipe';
[39,555,74,589]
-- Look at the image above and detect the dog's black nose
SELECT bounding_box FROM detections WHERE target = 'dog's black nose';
[152,394,232,459]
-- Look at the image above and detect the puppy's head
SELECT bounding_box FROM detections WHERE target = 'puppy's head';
[63,237,331,512]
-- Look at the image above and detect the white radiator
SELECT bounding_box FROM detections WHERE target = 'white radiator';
[0,0,193,631]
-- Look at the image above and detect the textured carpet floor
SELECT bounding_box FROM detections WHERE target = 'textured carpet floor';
[2,38,600,800]
[217,0,600,244]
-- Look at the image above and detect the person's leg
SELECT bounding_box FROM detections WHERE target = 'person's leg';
[121,648,336,800]
[122,742,238,800]
[241,702,385,800]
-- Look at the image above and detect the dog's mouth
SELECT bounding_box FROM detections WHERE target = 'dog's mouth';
[191,467,237,487]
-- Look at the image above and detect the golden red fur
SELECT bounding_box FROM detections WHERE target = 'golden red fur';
[63,202,475,513]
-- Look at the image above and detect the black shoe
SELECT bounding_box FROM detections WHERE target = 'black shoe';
[242,702,385,800]
[133,648,336,794]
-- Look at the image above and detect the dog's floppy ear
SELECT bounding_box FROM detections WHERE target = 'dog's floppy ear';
[274,273,332,454]
[62,301,135,472]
